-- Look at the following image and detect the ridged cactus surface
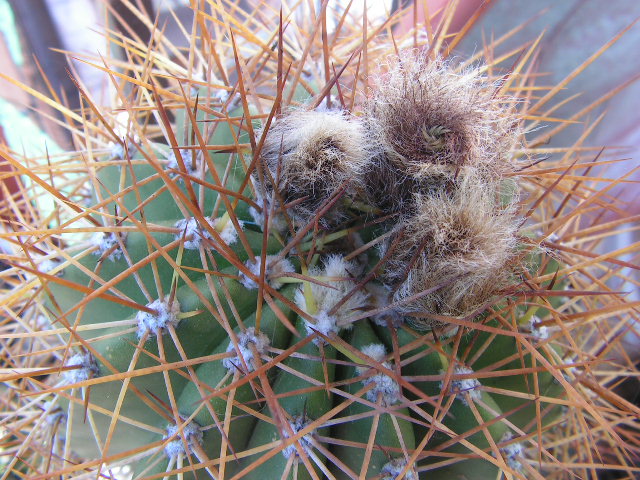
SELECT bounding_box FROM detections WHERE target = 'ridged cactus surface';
[1,3,638,480]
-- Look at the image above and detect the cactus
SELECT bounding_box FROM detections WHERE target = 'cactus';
[1,3,639,480]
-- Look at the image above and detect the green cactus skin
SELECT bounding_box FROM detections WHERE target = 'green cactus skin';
[39,81,574,480]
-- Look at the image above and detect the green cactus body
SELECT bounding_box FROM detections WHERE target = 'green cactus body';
[34,41,578,480]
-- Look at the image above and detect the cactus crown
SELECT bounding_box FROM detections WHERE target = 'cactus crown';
[0,3,638,480]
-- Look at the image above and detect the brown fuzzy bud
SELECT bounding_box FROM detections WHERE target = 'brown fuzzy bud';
[253,109,371,229]
[364,54,521,213]
[381,173,519,326]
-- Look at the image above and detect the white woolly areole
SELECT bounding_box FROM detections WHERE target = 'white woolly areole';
[281,415,316,459]
[166,149,205,179]
[109,141,136,160]
[38,257,62,276]
[442,365,482,406]
[174,217,214,250]
[300,309,340,344]
[223,327,270,372]
[239,255,294,290]
[136,296,181,339]
[164,421,203,459]
[500,432,524,471]
[91,231,126,261]
[62,353,99,385]
[356,344,401,406]
[381,457,419,480]
[295,255,368,344]
[249,187,287,234]
[43,400,66,428]
[529,316,549,340]
[213,217,243,245]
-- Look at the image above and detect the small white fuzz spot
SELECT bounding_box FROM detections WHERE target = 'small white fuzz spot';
[43,400,66,429]
[442,365,482,406]
[164,421,203,459]
[62,352,99,385]
[166,149,205,179]
[109,141,136,160]
[223,327,270,373]
[500,432,524,471]
[356,344,401,406]
[174,217,214,250]
[249,187,288,234]
[281,415,316,459]
[529,316,549,341]
[136,296,181,339]
[92,231,126,261]
[302,310,339,342]
[295,255,368,344]
[38,257,62,276]
[213,217,243,245]
[239,255,294,290]
[381,457,419,480]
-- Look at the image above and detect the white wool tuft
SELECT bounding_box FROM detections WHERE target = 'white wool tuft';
[529,316,549,341]
[249,187,288,234]
[62,352,99,385]
[281,415,316,459]
[296,255,368,344]
[223,327,270,373]
[359,343,387,363]
[136,296,181,339]
[357,344,401,406]
[381,457,419,480]
[441,365,482,406]
[91,231,126,261]
[166,149,205,179]
[239,255,294,290]
[38,257,62,276]
[213,217,243,245]
[163,421,203,459]
[43,401,66,429]
[174,217,214,250]
[301,309,339,344]
[500,432,524,471]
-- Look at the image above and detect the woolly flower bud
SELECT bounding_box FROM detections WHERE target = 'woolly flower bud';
[166,148,205,179]
[356,344,401,406]
[239,255,294,290]
[135,296,181,339]
[295,255,368,344]
[383,173,518,326]
[253,109,371,229]
[281,415,316,459]
[163,421,203,459]
[441,365,482,406]
[62,352,99,385]
[381,457,419,480]
[365,54,520,206]
[222,327,270,373]
[91,231,127,261]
